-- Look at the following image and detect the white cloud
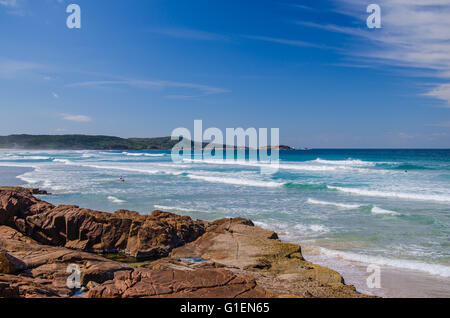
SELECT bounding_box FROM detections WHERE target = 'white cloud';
[61,114,92,122]
[66,79,230,98]
[423,84,450,107]
[0,58,42,78]
[149,27,228,41]
[243,35,321,48]
[0,0,17,7]
[0,0,27,16]
[299,0,450,103]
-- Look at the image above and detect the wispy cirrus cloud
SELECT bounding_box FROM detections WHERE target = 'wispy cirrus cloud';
[1,0,64,16]
[67,79,230,99]
[0,0,27,16]
[242,35,321,48]
[297,0,450,104]
[149,27,229,41]
[0,58,43,78]
[423,84,450,106]
[0,0,17,7]
[61,114,92,123]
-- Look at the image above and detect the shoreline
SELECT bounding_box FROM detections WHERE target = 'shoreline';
[2,185,450,297]
[0,187,371,298]
[301,245,450,298]
[1,163,449,298]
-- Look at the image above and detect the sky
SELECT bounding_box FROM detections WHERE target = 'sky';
[0,0,449,148]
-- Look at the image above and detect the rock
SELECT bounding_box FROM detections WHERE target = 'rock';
[0,250,26,274]
[0,186,48,195]
[0,280,20,298]
[0,190,373,298]
[0,225,132,298]
[0,190,205,260]
[86,281,99,290]
[88,260,273,298]
[170,217,371,298]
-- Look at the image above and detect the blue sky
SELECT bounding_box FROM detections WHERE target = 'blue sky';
[0,0,449,148]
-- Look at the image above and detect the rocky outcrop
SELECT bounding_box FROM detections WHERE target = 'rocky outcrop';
[88,260,272,298]
[0,225,132,298]
[0,225,272,299]
[0,186,48,195]
[0,189,205,260]
[169,218,369,298]
[0,190,371,298]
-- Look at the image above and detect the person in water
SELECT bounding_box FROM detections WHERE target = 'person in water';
[119,176,125,182]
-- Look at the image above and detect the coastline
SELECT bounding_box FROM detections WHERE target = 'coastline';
[0,187,371,298]
[302,245,450,298]
[1,162,449,298]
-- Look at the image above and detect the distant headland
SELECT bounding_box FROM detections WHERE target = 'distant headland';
[0,134,294,151]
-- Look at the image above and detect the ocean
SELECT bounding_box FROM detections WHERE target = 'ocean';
[0,149,449,297]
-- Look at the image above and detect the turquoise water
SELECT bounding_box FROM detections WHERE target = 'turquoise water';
[0,149,449,281]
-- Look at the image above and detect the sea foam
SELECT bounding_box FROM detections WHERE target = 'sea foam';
[316,247,450,278]
[186,174,284,188]
[328,186,450,203]
[307,198,362,209]
[107,196,126,204]
[371,206,401,216]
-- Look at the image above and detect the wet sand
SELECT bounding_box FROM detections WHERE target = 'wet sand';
[0,166,33,187]
[302,245,450,298]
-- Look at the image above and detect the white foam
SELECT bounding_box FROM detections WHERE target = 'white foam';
[53,158,72,165]
[328,186,450,203]
[53,158,163,175]
[317,247,450,278]
[0,162,38,169]
[183,158,364,173]
[294,223,330,234]
[154,205,197,213]
[371,206,401,216]
[122,152,166,157]
[186,174,284,188]
[22,156,51,160]
[253,221,271,229]
[0,156,50,161]
[107,196,126,204]
[281,163,354,172]
[313,158,375,166]
[307,198,362,209]
[144,153,166,157]
[81,153,96,158]
[16,173,39,185]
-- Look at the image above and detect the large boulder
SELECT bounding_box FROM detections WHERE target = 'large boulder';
[88,261,272,298]
[0,190,205,260]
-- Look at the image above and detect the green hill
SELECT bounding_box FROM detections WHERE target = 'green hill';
[0,134,292,150]
[0,135,180,150]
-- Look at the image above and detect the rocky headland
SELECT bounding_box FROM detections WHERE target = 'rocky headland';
[0,188,370,298]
